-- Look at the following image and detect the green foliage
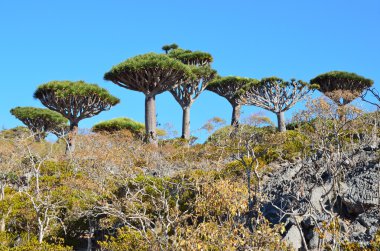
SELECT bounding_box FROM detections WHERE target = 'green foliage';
[168,48,213,65]
[34,81,120,105]
[190,65,217,77]
[0,233,72,250]
[99,227,150,251]
[93,117,144,134]
[162,43,178,53]
[206,124,276,144]
[92,117,166,137]
[0,127,30,139]
[208,76,258,90]
[10,107,67,124]
[206,76,259,105]
[207,125,309,162]
[104,53,193,81]
[310,71,374,105]
[310,71,374,91]
[10,107,68,139]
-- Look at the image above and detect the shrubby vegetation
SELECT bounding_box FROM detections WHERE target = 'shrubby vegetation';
[2,43,378,250]
[1,96,379,250]
[92,117,166,139]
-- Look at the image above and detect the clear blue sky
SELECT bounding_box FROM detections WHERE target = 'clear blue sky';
[1,0,379,140]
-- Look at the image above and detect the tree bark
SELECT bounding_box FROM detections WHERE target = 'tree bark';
[34,134,42,142]
[145,96,157,145]
[0,185,5,232]
[276,111,286,132]
[0,218,5,232]
[66,121,78,153]
[231,104,241,127]
[38,226,44,244]
[181,106,191,140]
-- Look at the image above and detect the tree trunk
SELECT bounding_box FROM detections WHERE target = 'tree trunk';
[34,134,41,142]
[0,218,5,232]
[66,122,78,153]
[0,185,5,232]
[145,96,157,145]
[181,106,191,140]
[38,226,44,244]
[231,104,241,127]
[276,111,286,132]
[87,222,94,251]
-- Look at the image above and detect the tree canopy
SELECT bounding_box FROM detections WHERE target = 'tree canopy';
[168,48,213,66]
[207,76,259,105]
[104,53,194,96]
[239,77,311,112]
[34,81,120,124]
[238,77,311,132]
[310,71,373,105]
[207,76,259,126]
[162,43,178,54]
[170,66,217,108]
[10,107,68,141]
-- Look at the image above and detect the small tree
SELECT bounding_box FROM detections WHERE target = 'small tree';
[34,81,119,150]
[162,43,178,54]
[206,77,257,126]
[10,107,68,142]
[310,71,373,106]
[168,48,216,139]
[104,53,192,145]
[239,77,311,132]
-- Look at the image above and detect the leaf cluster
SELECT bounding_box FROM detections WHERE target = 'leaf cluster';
[168,48,213,65]
[310,71,374,92]
[10,107,68,125]
[104,53,193,82]
[92,117,166,137]
[208,76,259,92]
[34,81,120,105]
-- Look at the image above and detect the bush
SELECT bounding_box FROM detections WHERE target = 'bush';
[92,117,166,138]
[99,227,150,251]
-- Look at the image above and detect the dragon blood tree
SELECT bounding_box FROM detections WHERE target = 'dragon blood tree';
[167,48,217,139]
[168,48,213,66]
[104,53,193,145]
[162,43,178,54]
[10,107,68,142]
[310,71,373,106]
[34,81,120,150]
[206,76,257,127]
[239,77,312,132]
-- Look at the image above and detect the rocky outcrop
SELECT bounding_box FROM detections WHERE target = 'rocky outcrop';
[262,145,379,250]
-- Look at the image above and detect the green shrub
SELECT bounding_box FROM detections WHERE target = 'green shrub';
[92,117,166,138]
[99,227,150,251]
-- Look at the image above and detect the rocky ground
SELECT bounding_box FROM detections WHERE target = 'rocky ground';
[262,144,379,250]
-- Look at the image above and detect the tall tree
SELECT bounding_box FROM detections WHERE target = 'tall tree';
[10,107,68,142]
[310,71,373,106]
[104,53,192,145]
[206,77,257,127]
[168,48,216,139]
[34,81,119,150]
[239,77,311,132]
